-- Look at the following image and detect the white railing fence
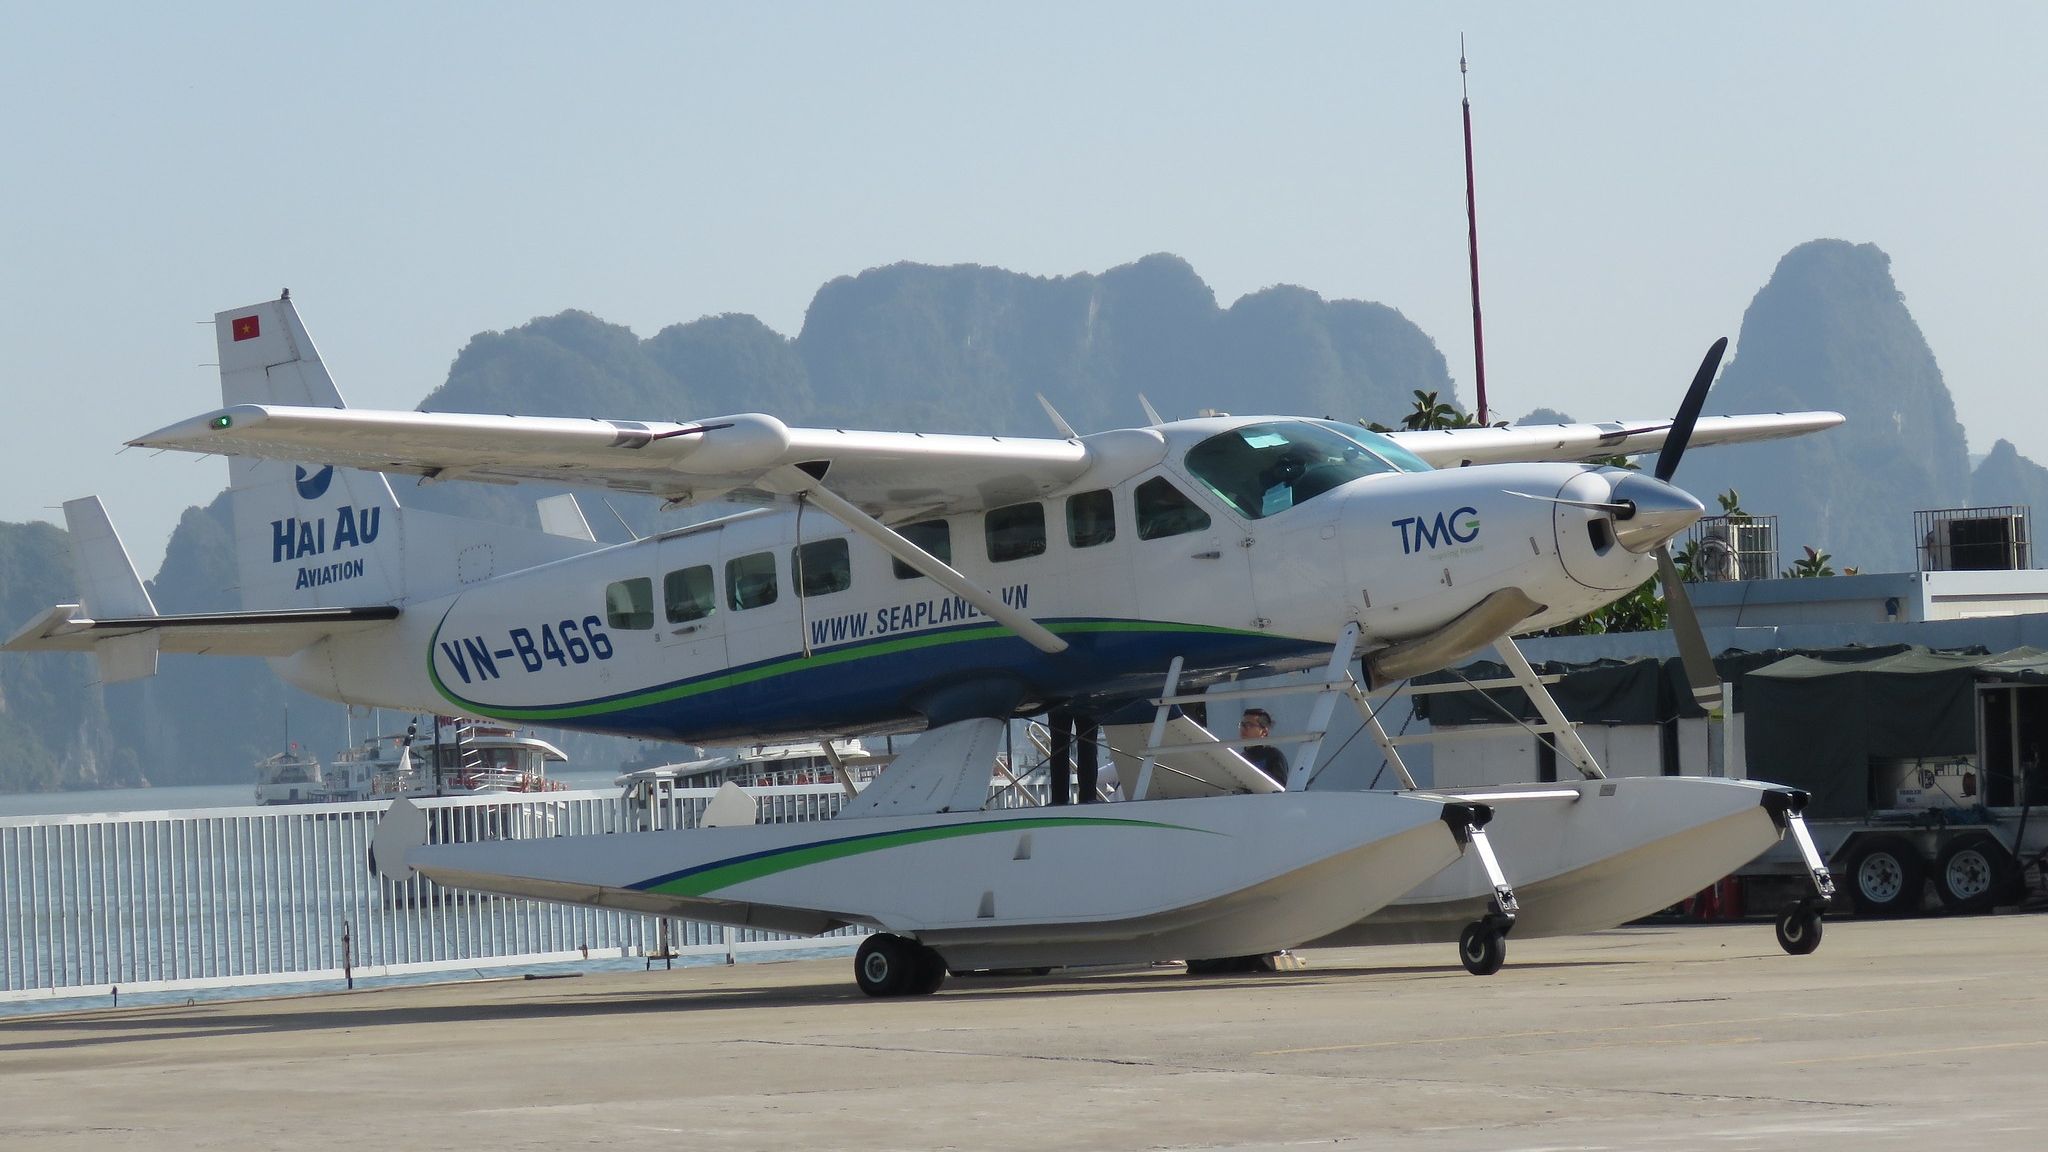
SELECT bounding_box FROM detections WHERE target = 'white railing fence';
[0,783,868,1002]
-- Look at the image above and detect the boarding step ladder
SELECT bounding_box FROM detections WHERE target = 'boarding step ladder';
[1130,629,1606,791]
[1364,639,1608,782]
[1131,623,1525,960]
[1130,624,1372,798]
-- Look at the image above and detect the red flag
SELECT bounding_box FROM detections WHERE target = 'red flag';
[232,314,261,341]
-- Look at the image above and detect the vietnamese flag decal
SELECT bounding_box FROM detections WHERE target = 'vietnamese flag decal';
[232,314,261,341]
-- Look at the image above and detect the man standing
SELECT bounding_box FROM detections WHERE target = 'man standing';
[1239,708,1288,786]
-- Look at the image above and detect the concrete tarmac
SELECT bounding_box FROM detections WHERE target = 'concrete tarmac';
[3,915,2046,1151]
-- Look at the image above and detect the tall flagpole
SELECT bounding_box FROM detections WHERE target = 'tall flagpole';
[1461,36,1490,426]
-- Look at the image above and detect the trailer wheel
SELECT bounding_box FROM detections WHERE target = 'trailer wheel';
[1847,836,1924,917]
[1458,922,1507,976]
[855,933,916,997]
[1774,907,1823,955]
[1934,834,2011,914]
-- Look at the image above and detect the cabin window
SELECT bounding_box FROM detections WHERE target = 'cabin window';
[891,519,952,579]
[1135,477,1211,540]
[664,565,716,624]
[604,577,654,630]
[725,552,779,611]
[793,538,852,597]
[1067,489,1116,548]
[1185,419,1406,519]
[985,502,1047,562]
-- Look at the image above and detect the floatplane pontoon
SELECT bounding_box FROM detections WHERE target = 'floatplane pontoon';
[373,718,1501,994]
[1111,634,1836,973]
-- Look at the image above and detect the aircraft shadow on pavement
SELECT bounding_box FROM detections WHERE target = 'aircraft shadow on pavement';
[0,958,1626,1054]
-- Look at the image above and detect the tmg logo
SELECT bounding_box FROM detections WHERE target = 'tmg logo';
[1392,507,1480,555]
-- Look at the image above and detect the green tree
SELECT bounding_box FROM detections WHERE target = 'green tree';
[1541,576,1668,636]
[1782,545,1839,578]
[1365,389,1507,433]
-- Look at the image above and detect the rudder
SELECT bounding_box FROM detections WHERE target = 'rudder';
[220,293,406,610]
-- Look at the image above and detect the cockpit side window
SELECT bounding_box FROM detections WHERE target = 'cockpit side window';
[1184,420,1403,520]
[1067,489,1116,548]
[1135,477,1211,540]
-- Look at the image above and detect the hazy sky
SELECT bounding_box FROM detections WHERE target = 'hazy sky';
[3,3,2043,575]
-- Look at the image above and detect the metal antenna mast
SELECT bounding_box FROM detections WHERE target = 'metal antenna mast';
[1461,35,1490,425]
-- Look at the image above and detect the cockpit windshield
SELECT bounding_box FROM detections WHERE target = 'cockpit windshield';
[1306,420,1434,475]
[1184,420,1425,521]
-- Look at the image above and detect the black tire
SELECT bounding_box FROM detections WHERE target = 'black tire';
[1934,834,2012,914]
[909,945,948,995]
[1846,836,1924,917]
[1774,907,1823,955]
[1458,922,1506,976]
[854,933,916,997]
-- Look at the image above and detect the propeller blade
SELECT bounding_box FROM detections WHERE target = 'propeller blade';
[1656,545,1722,713]
[1654,337,1729,483]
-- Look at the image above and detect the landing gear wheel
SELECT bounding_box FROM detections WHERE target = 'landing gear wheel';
[1457,922,1507,976]
[1935,834,2012,914]
[1774,906,1823,955]
[854,933,917,997]
[1847,835,1924,917]
[909,945,948,995]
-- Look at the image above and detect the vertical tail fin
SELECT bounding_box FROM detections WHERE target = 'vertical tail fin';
[219,293,406,611]
[63,496,157,619]
[61,496,160,682]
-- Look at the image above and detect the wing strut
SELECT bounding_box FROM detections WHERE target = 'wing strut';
[760,466,1069,655]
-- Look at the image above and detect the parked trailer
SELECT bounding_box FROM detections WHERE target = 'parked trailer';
[1397,644,2048,922]
[1737,804,2046,916]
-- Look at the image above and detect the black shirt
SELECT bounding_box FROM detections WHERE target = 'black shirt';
[1243,744,1288,785]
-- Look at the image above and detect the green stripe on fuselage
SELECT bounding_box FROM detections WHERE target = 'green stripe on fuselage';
[645,815,1208,898]
[429,617,1266,722]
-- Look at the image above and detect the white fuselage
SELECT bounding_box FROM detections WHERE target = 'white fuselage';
[280,418,1665,744]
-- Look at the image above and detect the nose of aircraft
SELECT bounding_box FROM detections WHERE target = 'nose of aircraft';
[1608,473,1706,554]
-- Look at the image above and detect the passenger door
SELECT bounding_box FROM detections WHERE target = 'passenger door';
[654,533,728,683]
[1125,471,1257,630]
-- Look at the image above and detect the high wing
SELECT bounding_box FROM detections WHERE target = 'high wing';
[131,405,1103,520]
[1384,412,1843,469]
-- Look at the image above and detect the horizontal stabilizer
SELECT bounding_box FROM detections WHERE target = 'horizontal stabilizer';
[3,604,401,659]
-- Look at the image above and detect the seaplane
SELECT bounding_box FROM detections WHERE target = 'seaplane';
[7,292,1843,994]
